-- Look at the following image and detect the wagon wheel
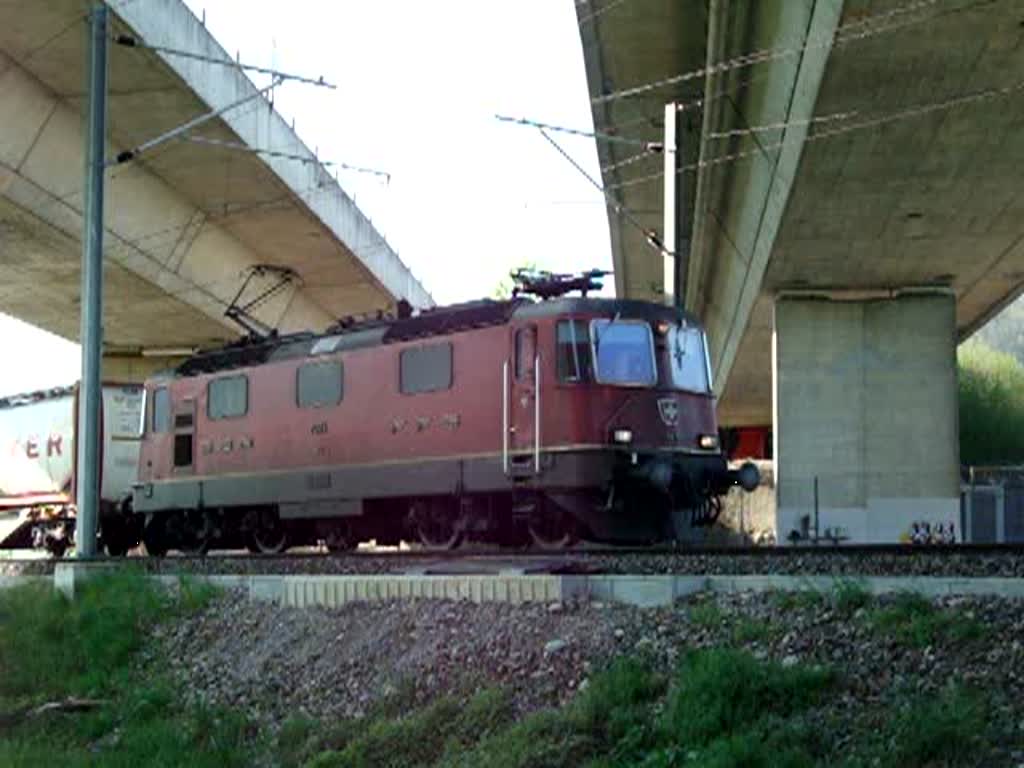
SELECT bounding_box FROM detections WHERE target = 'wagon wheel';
[47,535,70,559]
[249,512,289,555]
[527,499,577,551]
[413,500,463,550]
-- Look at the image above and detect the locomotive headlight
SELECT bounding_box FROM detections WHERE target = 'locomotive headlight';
[698,433,719,450]
[612,428,634,445]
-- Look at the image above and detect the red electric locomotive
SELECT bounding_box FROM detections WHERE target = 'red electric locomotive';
[131,270,757,554]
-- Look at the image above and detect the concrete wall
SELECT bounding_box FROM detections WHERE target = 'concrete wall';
[708,461,777,545]
[773,293,960,543]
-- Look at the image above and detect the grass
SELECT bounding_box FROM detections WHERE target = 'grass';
[844,684,990,768]
[770,581,872,618]
[884,685,988,767]
[831,579,873,618]
[687,599,723,629]
[660,648,833,749]
[731,616,773,644]
[770,587,826,612]
[864,592,986,648]
[687,598,776,645]
[0,570,165,702]
[0,570,253,767]
[293,649,836,768]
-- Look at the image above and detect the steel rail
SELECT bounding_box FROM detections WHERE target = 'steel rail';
[7,541,1024,566]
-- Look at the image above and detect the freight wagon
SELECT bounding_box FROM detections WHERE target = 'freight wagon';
[0,383,144,555]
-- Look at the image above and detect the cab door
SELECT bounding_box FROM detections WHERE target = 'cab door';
[508,324,539,473]
[172,398,195,476]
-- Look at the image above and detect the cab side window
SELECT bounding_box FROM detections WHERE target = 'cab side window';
[297,361,344,408]
[152,387,171,433]
[208,376,248,420]
[556,320,593,382]
[400,343,453,394]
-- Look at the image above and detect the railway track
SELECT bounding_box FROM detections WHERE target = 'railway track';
[5,542,1024,578]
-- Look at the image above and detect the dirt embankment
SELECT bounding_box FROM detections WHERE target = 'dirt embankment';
[152,587,1024,766]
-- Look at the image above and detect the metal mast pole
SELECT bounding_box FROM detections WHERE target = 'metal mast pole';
[662,102,688,308]
[75,2,108,558]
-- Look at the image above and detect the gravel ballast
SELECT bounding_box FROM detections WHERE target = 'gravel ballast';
[7,546,1024,578]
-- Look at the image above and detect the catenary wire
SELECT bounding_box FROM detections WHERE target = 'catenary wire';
[605,77,1024,191]
[576,0,635,27]
[591,0,973,105]
[583,0,996,144]
[537,128,671,257]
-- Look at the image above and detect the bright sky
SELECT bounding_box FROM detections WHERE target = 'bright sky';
[0,0,611,398]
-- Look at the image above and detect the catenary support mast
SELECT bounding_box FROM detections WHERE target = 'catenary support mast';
[75,2,108,557]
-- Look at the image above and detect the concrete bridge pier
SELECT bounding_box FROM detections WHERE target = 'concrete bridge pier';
[772,292,960,544]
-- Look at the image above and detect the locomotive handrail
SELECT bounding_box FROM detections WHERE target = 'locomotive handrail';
[534,353,541,473]
[502,359,510,475]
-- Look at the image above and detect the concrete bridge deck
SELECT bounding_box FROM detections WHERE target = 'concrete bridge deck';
[0,0,431,365]
[577,0,1024,543]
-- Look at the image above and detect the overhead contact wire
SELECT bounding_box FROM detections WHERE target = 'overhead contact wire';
[606,78,1024,191]
[591,0,949,104]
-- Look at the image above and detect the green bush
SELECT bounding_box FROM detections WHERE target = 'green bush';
[958,341,1024,464]
[661,648,833,748]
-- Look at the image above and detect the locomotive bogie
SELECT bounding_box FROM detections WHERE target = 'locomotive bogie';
[132,297,757,554]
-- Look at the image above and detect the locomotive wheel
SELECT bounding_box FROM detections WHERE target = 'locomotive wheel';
[178,511,214,556]
[104,533,129,558]
[691,491,723,528]
[527,501,577,551]
[250,514,289,554]
[413,500,463,550]
[142,515,169,557]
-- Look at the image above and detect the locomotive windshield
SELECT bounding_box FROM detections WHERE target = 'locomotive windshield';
[666,324,712,393]
[590,319,657,386]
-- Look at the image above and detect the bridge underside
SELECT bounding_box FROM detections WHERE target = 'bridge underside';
[579,0,1024,426]
[0,0,430,358]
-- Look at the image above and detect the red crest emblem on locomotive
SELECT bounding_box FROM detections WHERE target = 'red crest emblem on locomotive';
[657,398,679,427]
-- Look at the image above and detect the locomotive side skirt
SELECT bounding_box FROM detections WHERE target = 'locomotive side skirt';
[136,447,726,513]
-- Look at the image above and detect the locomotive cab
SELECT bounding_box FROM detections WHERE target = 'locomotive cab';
[507,295,758,544]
